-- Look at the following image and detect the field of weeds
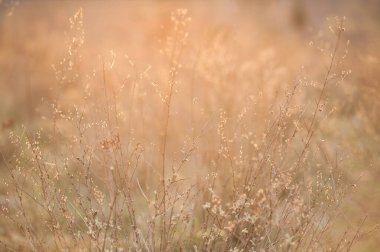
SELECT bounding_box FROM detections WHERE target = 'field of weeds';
[0,1,380,251]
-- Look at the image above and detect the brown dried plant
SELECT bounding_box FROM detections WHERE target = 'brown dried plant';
[0,6,374,252]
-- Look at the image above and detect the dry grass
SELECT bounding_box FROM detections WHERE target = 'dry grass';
[0,1,379,251]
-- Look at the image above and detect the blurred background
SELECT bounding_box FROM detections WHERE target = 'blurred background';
[0,0,380,251]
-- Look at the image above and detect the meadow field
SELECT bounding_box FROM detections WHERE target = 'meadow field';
[0,1,380,251]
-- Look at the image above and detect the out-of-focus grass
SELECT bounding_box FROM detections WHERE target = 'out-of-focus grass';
[0,1,379,251]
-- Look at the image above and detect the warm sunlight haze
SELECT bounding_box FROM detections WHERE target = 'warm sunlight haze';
[0,0,379,251]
